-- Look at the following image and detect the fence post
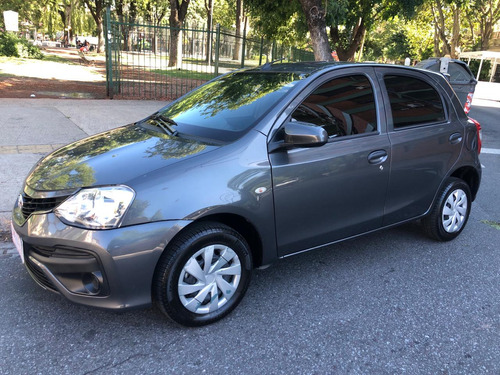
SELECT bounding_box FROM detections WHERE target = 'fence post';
[240,21,247,68]
[105,6,113,98]
[214,24,220,76]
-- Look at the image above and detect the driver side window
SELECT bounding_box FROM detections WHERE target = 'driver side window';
[291,75,378,138]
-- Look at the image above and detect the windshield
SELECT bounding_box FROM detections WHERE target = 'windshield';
[157,72,304,142]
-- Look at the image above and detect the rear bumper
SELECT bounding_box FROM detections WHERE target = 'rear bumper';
[12,212,190,310]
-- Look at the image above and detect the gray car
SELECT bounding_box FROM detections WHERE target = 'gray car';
[11,62,482,326]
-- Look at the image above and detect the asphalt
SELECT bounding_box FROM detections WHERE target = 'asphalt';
[0,98,166,243]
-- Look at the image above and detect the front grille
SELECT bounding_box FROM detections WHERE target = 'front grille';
[25,255,58,292]
[31,245,93,259]
[21,194,68,220]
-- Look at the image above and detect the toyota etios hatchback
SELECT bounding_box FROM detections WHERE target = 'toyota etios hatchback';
[11,62,482,326]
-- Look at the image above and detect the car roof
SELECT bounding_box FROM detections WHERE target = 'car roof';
[245,61,439,77]
[249,61,345,74]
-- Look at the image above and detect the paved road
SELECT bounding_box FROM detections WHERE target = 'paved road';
[0,98,499,374]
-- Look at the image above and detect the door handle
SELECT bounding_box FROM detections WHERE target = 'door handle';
[449,132,463,144]
[368,150,388,164]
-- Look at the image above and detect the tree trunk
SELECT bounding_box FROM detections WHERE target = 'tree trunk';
[329,20,365,62]
[169,25,183,68]
[96,14,104,53]
[482,22,493,50]
[298,0,332,61]
[205,0,213,63]
[117,1,128,51]
[431,0,451,56]
[168,0,191,68]
[233,0,244,61]
[433,25,440,56]
[82,0,105,53]
[450,5,460,58]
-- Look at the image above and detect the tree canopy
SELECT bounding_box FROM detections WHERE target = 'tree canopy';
[1,0,499,62]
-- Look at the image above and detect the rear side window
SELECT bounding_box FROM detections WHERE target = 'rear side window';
[291,75,377,138]
[384,75,445,128]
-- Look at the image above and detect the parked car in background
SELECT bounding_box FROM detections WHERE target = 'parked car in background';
[416,57,477,114]
[11,62,482,326]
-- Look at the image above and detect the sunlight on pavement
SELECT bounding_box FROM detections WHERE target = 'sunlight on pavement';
[0,59,105,82]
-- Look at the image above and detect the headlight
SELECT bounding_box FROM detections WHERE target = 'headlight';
[55,186,135,229]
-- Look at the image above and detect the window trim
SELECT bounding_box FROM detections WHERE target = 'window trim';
[285,71,381,142]
[377,70,450,132]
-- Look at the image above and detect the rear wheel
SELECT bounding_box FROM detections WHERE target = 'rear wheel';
[423,178,471,241]
[153,222,252,326]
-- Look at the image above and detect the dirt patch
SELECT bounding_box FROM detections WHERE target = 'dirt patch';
[0,75,107,99]
[0,47,107,99]
[0,46,208,100]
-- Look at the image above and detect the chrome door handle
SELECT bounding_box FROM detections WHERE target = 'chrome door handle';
[368,150,388,164]
[449,132,463,144]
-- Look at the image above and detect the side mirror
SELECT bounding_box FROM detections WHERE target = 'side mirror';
[270,122,328,152]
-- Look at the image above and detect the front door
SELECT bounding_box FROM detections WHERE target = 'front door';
[269,70,391,257]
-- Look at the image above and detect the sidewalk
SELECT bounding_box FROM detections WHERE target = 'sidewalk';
[474,81,500,102]
[0,98,166,239]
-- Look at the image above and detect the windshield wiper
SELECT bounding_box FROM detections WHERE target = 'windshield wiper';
[148,113,178,136]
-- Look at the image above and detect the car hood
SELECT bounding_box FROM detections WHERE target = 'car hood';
[25,124,217,191]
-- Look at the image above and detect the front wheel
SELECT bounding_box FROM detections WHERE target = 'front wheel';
[423,178,472,241]
[153,222,252,326]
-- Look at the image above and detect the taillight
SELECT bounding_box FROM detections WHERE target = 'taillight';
[464,92,474,114]
[468,117,482,154]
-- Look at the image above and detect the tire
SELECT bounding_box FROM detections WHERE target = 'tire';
[153,222,252,326]
[423,177,471,241]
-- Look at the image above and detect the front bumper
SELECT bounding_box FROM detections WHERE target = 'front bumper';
[12,212,190,310]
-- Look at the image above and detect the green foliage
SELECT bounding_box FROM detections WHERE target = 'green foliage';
[481,220,500,230]
[401,5,435,61]
[245,0,308,44]
[0,32,43,59]
[362,19,412,62]
[151,69,215,81]
[386,31,412,61]
[467,59,492,81]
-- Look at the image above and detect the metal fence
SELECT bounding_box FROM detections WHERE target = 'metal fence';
[105,8,315,100]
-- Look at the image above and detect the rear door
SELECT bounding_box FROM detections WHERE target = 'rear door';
[269,68,391,257]
[375,68,464,226]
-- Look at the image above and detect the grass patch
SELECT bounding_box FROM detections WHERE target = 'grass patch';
[481,220,500,230]
[183,57,261,69]
[151,69,216,81]
[0,56,26,65]
[42,53,77,64]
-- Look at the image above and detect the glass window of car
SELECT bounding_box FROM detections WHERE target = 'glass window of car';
[157,72,304,143]
[291,75,377,138]
[384,75,446,128]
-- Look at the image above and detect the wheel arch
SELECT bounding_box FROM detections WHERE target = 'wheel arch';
[450,166,480,201]
[196,214,264,268]
[158,213,266,269]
